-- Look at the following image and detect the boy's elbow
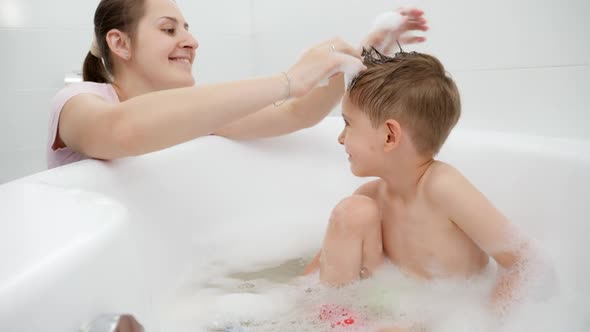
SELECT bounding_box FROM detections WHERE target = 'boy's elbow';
[496,242,548,276]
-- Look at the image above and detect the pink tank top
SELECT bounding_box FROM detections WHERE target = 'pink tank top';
[47,82,119,169]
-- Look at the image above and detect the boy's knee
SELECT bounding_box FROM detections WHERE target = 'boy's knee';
[329,195,380,231]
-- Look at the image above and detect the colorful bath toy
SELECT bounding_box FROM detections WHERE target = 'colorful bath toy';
[319,304,361,329]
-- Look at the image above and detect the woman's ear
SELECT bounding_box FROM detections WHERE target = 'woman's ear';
[384,119,402,152]
[105,29,131,60]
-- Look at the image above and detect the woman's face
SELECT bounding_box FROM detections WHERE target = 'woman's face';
[131,0,198,90]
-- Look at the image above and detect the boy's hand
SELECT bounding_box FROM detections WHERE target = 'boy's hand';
[361,7,428,54]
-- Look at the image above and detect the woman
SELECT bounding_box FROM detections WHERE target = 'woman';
[48,0,427,168]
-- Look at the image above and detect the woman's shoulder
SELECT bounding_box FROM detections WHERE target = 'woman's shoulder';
[51,81,118,106]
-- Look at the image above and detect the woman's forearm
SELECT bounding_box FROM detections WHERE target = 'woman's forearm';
[213,74,345,139]
[289,73,345,127]
[114,74,288,155]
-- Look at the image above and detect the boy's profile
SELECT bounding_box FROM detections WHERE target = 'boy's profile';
[304,48,535,331]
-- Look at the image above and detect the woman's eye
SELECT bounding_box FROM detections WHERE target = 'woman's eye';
[163,28,175,35]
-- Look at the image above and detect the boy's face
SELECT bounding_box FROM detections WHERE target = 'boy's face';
[338,96,385,177]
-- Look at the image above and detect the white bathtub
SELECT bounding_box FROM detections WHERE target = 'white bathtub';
[1,117,589,331]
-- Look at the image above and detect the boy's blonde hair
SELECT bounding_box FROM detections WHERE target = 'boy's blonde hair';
[348,48,461,155]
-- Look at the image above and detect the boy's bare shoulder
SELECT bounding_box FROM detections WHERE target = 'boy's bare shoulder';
[353,179,383,199]
[421,160,470,201]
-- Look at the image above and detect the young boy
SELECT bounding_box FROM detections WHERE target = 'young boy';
[304,48,534,330]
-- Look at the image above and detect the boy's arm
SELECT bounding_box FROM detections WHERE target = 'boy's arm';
[427,165,533,311]
[302,180,381,275]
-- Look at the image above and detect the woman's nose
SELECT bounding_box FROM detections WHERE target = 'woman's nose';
[181,31,199,50]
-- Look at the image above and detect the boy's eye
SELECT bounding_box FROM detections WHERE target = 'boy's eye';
[343,119,350,127]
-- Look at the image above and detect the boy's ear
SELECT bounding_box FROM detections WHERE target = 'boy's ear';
[105,29,132,61]
[384,119,402,152]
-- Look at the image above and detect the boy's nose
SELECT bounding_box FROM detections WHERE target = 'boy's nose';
[338,131,345,145]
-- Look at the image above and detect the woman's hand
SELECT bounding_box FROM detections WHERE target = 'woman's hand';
[286,38,365,98]
[361,7,429,54]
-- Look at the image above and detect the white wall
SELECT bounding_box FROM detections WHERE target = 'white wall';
[0,0,588,183]
[0,0,253,183]
[251,0,590,137]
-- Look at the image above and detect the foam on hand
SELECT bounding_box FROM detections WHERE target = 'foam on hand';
[317,52,366,90]
[373,11,404,31]
[315,12,405,90]
[371,11,405,54]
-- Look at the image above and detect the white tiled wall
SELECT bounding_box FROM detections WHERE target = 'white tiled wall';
[251,0,590,136]
[0,0,588,183]
[0,0,254,183]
